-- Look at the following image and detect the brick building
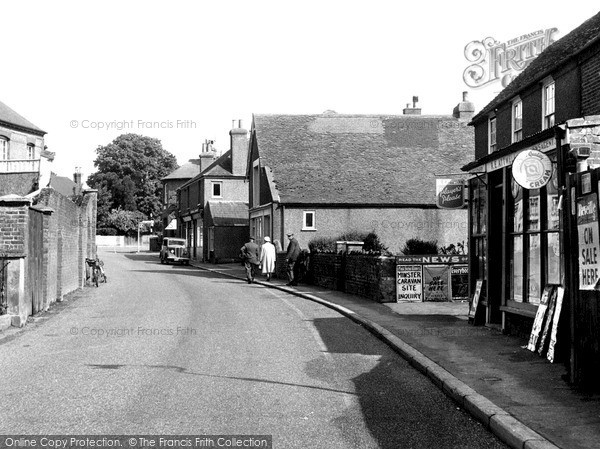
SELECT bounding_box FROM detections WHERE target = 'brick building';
[247,97,474,255]
[176,121,249,262]
[462,11,600,388]
[0,100,52,196]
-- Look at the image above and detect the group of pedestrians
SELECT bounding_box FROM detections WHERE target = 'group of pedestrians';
[240,232,302,285]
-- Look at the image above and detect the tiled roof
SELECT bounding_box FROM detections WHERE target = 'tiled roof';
[472,10,600,123]
[0,100,45,135]
[202,150,233,177]
[206,201,249,226]
[49,172,77,197]
[253,113,473,205]
[162,159,201,181]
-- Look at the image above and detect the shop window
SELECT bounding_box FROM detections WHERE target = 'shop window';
[543,80,555,129]
[489,116,497,153]
[508,164,560,305]
[470,178,487,284]
[512,99,523,143]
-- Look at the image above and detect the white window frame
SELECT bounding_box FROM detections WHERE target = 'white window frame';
[27,144,35,160]
[542,78,555,130]
[512,97,523,143]
[302,210,316,231]
[211,181,223,198]
[0,137,9,160]
[488,115,497,153]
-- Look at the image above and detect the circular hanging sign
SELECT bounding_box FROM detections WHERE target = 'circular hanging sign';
[512,150,553,189]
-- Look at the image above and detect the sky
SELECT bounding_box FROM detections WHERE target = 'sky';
[2,1,599,183]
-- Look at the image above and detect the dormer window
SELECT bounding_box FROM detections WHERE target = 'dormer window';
[0,137,8,160]
[512,98,523,143]
[543,79,555,129]
[489,116,497,153]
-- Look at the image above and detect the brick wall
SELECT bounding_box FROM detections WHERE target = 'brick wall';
[305,253,396,303]
[0,201,28,256]
[581,51,600,116]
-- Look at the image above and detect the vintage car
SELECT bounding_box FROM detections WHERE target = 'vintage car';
[160,238,190,265]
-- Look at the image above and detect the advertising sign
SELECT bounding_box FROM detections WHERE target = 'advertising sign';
[450,265,469,300]
[396,264,422,302]
[577,193,600,290]
[512,150,553,189]
[423,265,450,302]
[436,179,465,209]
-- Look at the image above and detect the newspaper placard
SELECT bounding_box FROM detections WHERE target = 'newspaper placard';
[577,193,600,290]
[396,264,423,302]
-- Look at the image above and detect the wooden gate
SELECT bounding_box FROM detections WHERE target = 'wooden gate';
[28,209,44,314]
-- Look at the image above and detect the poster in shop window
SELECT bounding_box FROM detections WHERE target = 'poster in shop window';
[577,193,600,290]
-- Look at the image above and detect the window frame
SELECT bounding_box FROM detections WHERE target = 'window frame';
[542,78,555,130]
[0,136,9,160]
[302,210,316,231]
[512,98,523,143]
[489,115,497,153]
[27,143,35,160]
[211,181,223,198]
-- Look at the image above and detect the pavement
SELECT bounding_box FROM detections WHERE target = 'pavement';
[188,261,600,449]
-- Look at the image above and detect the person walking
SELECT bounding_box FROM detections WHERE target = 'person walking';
[240,236,260,284]
[285,232,301,286]
[259,236,276,281]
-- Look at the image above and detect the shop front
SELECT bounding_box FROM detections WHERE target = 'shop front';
[465,129,562,336]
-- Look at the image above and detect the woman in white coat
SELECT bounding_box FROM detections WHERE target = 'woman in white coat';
[259,236,277,281]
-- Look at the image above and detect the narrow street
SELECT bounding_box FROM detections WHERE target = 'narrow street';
[0,250,507,448]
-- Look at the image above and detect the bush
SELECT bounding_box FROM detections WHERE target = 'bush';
[401,238,439,255]
[308,236,338,253]
[97,227,118,236]
[439,241,466,255]
[363,232,389,254]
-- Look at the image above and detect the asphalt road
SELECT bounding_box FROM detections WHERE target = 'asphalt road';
[0,250,508,448]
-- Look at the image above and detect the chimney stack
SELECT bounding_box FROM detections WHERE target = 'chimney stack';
[199,139,217,173]
[403,96,421,115]
[73,167,82,195]
[453,91,475,121]
[230,119,248,176]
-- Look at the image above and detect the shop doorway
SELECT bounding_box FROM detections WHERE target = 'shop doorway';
[487,175,504,325]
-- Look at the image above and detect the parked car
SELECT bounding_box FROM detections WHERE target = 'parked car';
[160,238,190,265]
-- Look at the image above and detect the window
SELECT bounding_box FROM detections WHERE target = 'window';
[302,211,316,230]
[512,99,522,143]
[0,137,8,160]
[508,163,560,305]
[489,116,497,153]
[211,181,222,198]
[252,160,260,207]
[27,144,35,160]
[543,80,555,129]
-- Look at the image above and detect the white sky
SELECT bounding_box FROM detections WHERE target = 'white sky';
[2,1,599,181]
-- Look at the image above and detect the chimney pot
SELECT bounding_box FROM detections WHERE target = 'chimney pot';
[238,119,243,129]
[463,91,468,101]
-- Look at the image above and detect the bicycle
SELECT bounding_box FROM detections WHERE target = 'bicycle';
[86,257,107,287]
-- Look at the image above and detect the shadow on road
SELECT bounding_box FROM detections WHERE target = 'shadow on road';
[309,317,507,449]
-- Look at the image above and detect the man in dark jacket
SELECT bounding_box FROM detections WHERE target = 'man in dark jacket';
[285,232,301,286]
[241,236,260,283]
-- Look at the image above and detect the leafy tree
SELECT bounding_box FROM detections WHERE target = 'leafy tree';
[401,238,439,255]
[104,208,147,237]
[87,134,178,233]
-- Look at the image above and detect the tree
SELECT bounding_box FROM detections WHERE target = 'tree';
[87,134,178,234]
